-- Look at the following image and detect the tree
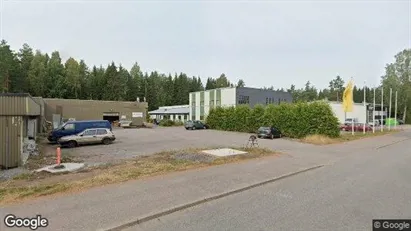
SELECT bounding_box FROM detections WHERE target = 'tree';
[64,58,81,99]
[28,50,48,96]
[381,49,411,122]
[215,73,231,88]
[46,51,65,98]
[17,43,34,93]
[236,79,245,87]
[328,75,345,101]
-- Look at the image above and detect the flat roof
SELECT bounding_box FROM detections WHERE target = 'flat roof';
[149,106,189,115]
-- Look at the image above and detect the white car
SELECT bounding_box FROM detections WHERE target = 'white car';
[58,128,116,148]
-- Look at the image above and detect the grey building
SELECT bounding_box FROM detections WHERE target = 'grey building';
[189,87,293,120]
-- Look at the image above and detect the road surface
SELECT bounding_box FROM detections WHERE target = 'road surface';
[130,132,411,231]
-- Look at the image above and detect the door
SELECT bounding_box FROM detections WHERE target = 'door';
[80,129,98,144]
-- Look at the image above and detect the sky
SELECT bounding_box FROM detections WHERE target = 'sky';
[0,0,410,90]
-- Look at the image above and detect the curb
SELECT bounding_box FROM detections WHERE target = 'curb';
[103,164,324,231]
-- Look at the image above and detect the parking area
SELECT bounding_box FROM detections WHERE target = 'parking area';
[63,127,315,164]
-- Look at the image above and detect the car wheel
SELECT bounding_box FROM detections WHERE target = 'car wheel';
[192,126,196,130]
[270,134,274,139]
[102,138,112,145]
[279,134,282,138]
[67,141,77,148]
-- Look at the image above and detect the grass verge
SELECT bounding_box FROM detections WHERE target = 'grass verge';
[301,129,400,145]
[0,147,278,205]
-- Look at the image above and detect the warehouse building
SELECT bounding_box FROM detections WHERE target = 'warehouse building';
[0,93,41,168]
[42,98,148,128]
[148,105,189,122]
[327,100,388,125]
[189,87,293,121]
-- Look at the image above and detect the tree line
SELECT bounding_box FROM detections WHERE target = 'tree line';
[0,40,409,121]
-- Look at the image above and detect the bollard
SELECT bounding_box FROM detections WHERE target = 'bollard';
[56,147,61,165]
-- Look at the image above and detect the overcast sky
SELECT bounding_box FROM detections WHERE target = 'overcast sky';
[1,0,410,90]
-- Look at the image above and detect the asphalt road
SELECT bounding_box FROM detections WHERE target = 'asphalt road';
[129,131,411,231]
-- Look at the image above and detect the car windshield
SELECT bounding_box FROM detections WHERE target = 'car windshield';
[258,127,270,131]
[57,122,67,130]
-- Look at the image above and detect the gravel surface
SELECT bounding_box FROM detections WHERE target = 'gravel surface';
[0,167,31,181]
[173,153,216,163]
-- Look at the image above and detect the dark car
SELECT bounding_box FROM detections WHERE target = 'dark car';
[257,126,282,139]
[184,120,209,130]
[48,120,112,142]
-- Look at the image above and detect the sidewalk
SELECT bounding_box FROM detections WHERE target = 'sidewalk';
[0,150,333,231]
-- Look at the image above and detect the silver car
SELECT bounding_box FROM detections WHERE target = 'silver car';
[58,128,116,148]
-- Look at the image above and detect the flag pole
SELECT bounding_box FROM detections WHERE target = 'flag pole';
[381,87,384,132]
[394,91,398,129]
[352,78,355,136]
[373,87,376,133]
[363,81,366,134]
[389,88,392,131]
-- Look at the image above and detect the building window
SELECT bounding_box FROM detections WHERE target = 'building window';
[200,115,204,121]
[200,101,204,106]
[266,98,269,105]
[184,115,187,120]
[210,100,214,107]
[192,115,195,120]
[216,100,221,106]
[178,115,181,120]
[238,95,250,104]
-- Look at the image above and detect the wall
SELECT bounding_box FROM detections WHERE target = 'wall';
[0,94,41,116]
[0,116,23,168]
[189,88,236,121]
[43,98,148,126]
[329,102,367,124]
[235,87,293,108]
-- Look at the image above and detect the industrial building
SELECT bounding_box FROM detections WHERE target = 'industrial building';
[327,101,388,124]
[189,87,293,121]
[148,105,189,122]
[0,93,41,168]
[0,94,148,168]
[42,98,148,128]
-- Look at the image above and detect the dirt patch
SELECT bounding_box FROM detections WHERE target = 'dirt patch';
[301,130,400,145]
[0,147,279,205]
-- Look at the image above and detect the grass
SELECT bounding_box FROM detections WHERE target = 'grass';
[0,147,278,205]
[301,129,400,145]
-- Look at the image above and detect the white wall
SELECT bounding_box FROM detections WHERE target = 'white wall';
[221,88,236,107]
[204,91,210,118]
[329,102,367,124]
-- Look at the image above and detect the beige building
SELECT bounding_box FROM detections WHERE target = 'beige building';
[0,93,41,168]
[42,98,148,127]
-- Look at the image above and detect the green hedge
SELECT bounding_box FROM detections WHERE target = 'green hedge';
[205,101,340,138]
[159,119,184,127]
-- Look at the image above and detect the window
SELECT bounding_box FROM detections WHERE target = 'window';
[238,95,250,104]
[192,115,195,120]
[200,115,204,120]
[266,98,269,105]
[216,100,221,106]
[84,129,97,136]
[64,123,75,130]
[278,98,281,104]
[97,129,108,135]
[200,101,204,106]
[184,115,187,120]
[178,115,181,120]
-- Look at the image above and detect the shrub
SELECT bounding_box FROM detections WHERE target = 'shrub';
[159,119,175,127]
[159,119,184,127]
[206,101,340,138]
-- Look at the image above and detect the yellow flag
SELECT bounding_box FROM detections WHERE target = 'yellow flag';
[342,80,354,112]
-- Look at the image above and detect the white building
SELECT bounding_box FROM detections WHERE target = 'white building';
[328,101,369,124]
[148,105,189,122]
[189,87,293,121]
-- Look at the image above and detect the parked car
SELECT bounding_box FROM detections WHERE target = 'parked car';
[344,118,359,125]
[257,126,282,139]
[184,120,209,130]
[368,120,380,127]
[344,123,372,132]
[48,120,112,142]
[398,119,405,125]
[58,128,116,148]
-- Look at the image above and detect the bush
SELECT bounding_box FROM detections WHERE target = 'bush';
[159,119,184,127]
[205,101,340,138]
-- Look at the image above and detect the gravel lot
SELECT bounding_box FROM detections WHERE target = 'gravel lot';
[62,127,314,164]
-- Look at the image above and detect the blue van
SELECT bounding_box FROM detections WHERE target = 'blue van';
[48,120,112,142]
